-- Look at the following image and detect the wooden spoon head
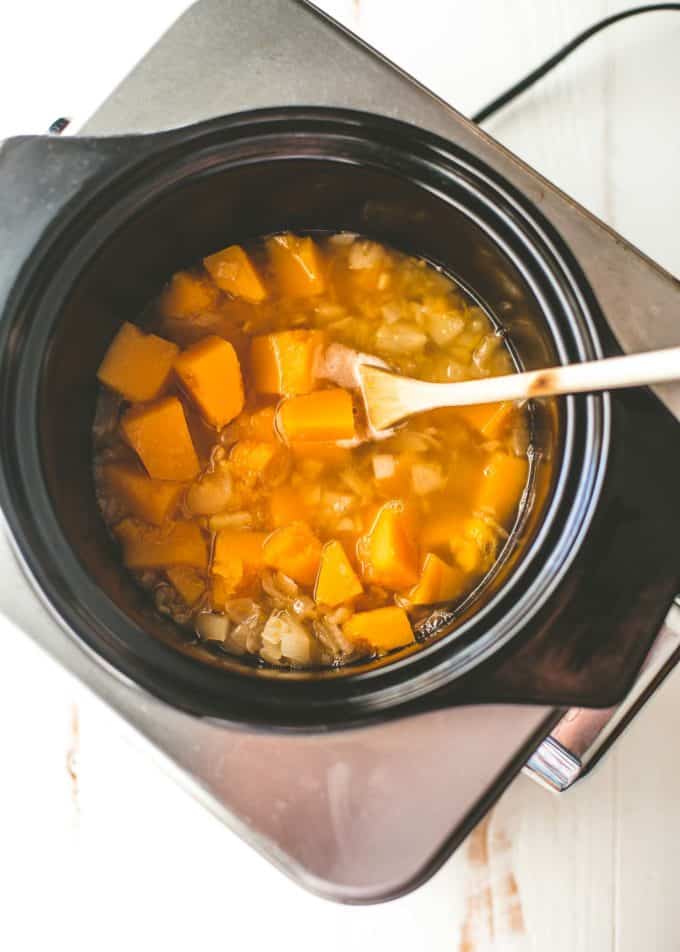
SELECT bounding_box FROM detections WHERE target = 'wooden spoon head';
[358,364,412,432]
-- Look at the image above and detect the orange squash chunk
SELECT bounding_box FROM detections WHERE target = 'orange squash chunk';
[314,540,363,606]
[212,530,267,601]
[358,500,419,590]
[269,486,309,527]
[159,271,218,319]
[101,463,185,526]
[166,566,206,606]
[263,522,322,586]
[421,509,466,550]
[203,244,267,302]
[250,330,324,396]
[114,519,208,570]
[121,397,200,481]
[97,322,179,402]
[213,530,267,576]
[267,233,326,297]
[409,553,466,605]
[479,401,517,439]
[343,606,415,652]
[175,335,245,428]
[278,388,356,443]
[477,452,528,524]
[211,559,245,608]
[455,401,516,439]
[229,439,282,478]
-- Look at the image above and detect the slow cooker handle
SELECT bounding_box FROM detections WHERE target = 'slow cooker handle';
[0,134,154,319]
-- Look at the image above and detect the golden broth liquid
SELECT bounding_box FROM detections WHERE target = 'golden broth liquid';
[93,233,531,668]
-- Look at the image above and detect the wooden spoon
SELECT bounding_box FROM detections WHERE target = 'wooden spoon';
[358,346,680,431]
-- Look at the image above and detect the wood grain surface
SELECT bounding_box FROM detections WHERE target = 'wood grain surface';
[1,1,679,949]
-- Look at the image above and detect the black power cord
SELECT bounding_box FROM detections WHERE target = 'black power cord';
[473,3,680,124]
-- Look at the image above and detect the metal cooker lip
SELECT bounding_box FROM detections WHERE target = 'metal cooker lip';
[0,107,609,728]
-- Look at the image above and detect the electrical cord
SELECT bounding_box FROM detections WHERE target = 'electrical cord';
[472,3,680,123]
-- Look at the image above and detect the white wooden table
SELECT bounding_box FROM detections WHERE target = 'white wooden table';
[2,2,679,948]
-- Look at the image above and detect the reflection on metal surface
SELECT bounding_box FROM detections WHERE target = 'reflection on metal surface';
[524,736,581,793]
[525,601,680,792]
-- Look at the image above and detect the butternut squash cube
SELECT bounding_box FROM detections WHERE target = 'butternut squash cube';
[211,559,245,608]
[263,522,323,586]
[409,553,466,605]
[174,335,245,428]
[101,463,185,526]
[159,270,218,319]
[229,440,283,481]
[343,606,415,652]
[269,486,309,527]
[477,452,528,524]
[421,510,465,550]
[203,244,267,302]
[121,396,200,481]
[212,531,268,602]
[166,566,206,606]
[278,388,356,443]
[267,233,326,297]
[358,500,419,590]
[479,401,517,439]
[250,330,324,396]
[314,540,363,606]
[114,519,208,570]
[97,322,179,402]
[213,530,267,576]
[455,401,516,439]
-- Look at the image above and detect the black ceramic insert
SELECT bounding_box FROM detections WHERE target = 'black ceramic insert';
[0,109,679,727]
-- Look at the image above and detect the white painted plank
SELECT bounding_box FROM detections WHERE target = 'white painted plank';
[612,667,680,952]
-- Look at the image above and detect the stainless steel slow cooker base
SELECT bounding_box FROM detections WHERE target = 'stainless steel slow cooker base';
[2,0,679,902]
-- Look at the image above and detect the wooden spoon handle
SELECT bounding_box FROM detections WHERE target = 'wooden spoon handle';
[360,346,680,430]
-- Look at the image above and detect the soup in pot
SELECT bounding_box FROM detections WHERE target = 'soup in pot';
[93,233,531,667]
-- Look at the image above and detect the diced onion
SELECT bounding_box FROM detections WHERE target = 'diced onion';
[186,471,233,516]
[195,612,230,643]
[260,644,283,664]
[426,311,465,348]
[411,462,445,495]
[473,333,502,373]
[372,454,396,480]
[207,510,252,531]
[328,232,357,246]
[375,322,427,355]
[281,626,312,664]
[261,611,312,664]
[348,240,384,270]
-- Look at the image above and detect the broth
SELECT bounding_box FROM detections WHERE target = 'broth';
[93,233,530,667]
